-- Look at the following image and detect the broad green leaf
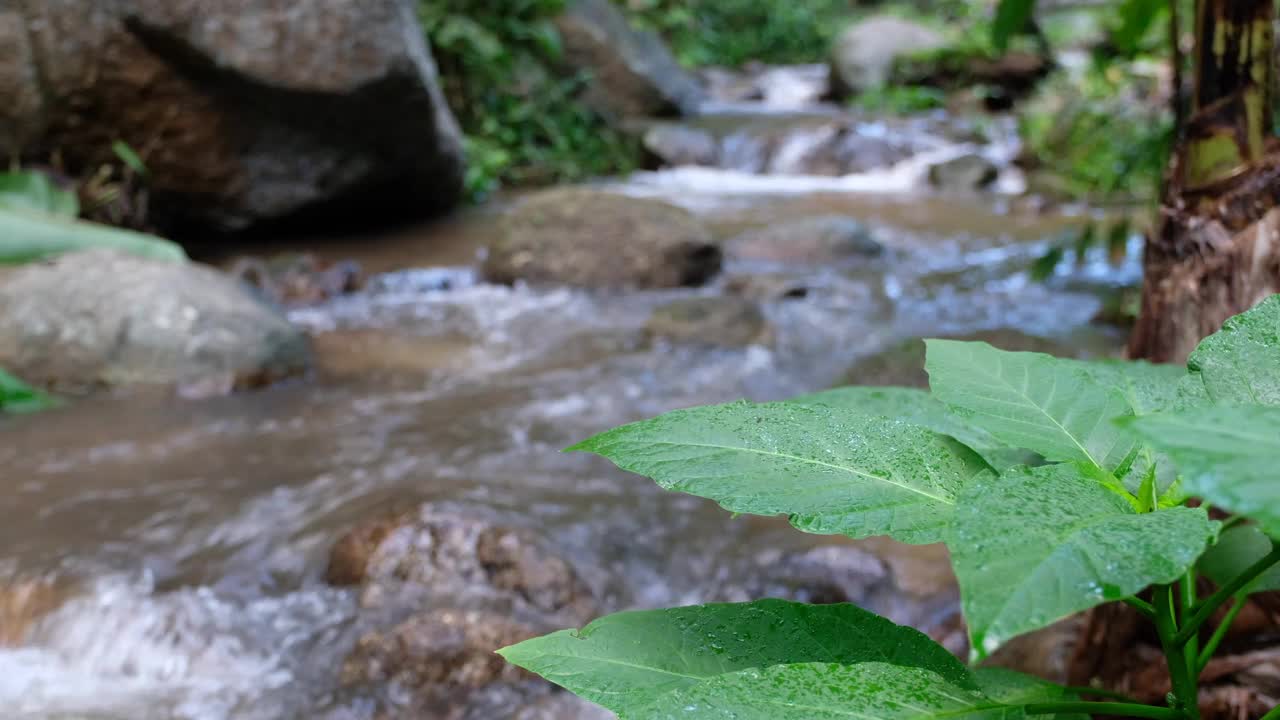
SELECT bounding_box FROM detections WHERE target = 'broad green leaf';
[925,340,1137,474]
[1125,406,1280,538]
[0,368,56,414]
[638,662,1021,720]
[0,171,79,217]
[111,141,149,177]
[571,400,993,544]
[1186,295,1280,405]
[1077,359,1188,415]
[500,600,974,715]
[973,668,1087,720]
[952,464,1217,657]
[992,0,1036,52]
[0,208,186,264]
[788,385,999,455]
[1200,525,1280,595]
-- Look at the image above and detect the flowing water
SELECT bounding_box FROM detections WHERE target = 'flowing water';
[0,89,1141,719]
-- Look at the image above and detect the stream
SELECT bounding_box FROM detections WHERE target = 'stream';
[0,86,1141,720]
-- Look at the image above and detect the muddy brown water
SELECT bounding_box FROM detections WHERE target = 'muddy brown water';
[0,149,1138,717]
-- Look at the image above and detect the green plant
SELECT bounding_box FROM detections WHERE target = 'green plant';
[0,170,185,264]
[851,85,947,115]
[0,368,55,415]
[419,0,639,199]
[623,0,852,67]
[502,296,1280,719]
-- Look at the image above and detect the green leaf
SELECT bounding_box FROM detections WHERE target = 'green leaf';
[0,171,79,217]
[637,662,1020,720]
[973,668,1087,720]
[992,0,1036,53]
[1077,359,1188,416]
[111,141,149,177]
[1187,296,1280,406]
[0,368,57,414]
[952,464,1217,657]
[1124,406,1280,538]
[1200,525,1280,594]
[500,600,975,716]
[788,386,999,455]
[0,208,186,264]
[925,340,1138,475]
[1113,0,1165,54]
[571,400,994,544]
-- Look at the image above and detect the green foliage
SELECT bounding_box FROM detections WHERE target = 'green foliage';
[623,0,851,67]
[0,368,56,415]
[498,599,974,715]
[991,0,1036,53]
[504,297,1280,719]
[0,170,185,264]
[571,401,993,544]
[850,85,947,115]
[419,0,638,199]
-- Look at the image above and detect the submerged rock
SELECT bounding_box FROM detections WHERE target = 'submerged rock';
[0,578,72,647]
[482,189,721,289]
[928,154,1000,191]
[645,296,772,348]
[340,609,537,692]
[0,250,311,393]
[555,0,706,118]
[1,0,464,232]
[828,17,948,99]
[327,503,599,626]
[227,253,364,307]
[642,123,720,167]
[726,215,884,264]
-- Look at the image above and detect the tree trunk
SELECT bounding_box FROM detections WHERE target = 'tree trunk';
[1127,0,1280,363]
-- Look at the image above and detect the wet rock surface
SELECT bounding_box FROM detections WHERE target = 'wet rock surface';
[645,296,772,348]
[929,153,1001,191]
[0,578,72,647]
[0,249,311,393]
[482,189,721,289]
[2,0,464,232]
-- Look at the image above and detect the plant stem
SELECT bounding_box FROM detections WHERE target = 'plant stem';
[1124,595,1157,618]
[1173,543,1280,647]
[1024,702,1183,719]
[1197,592,1246,672]
[1155,584,1201,719]
[1181,570,1199,679]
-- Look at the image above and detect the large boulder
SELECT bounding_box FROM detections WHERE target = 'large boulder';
[828,16,948,100]
[0,0,464,232]
[482,189,721,289]
[555,0,706,118]
[0,250,311,392]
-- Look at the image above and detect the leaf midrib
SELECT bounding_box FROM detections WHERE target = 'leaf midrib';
[619,439,953,504]
[972,354,1101,468]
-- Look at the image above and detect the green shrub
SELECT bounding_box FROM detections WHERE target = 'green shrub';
[502,296,1280,720]
[419,0,639,199]
[623,0,852,67]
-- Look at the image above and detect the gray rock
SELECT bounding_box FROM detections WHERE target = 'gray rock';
[1,0,464,232]
[642,123,719,167]
[555,0,706,118]
[645,296,771,348]
[726,215,884,264]
[483,188,721,289]
[828,16,948,99]
[928,154,1000,191]
[0,250,311,392]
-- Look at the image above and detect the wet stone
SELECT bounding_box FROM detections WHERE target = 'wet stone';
[645,296,773,348]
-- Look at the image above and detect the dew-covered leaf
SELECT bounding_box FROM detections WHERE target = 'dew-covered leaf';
[788,385,1001,458]
[925,341,1137,474]
[1125,406,1280,538]
[1187,295,1280,406]
[1077,359,1188,415]
[571,400,993,544]
[952,464,1217,657]
[637,662,1021,720]
[1199,525,1280,594]
[973,668,1087,720]
[499,600,974,716]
